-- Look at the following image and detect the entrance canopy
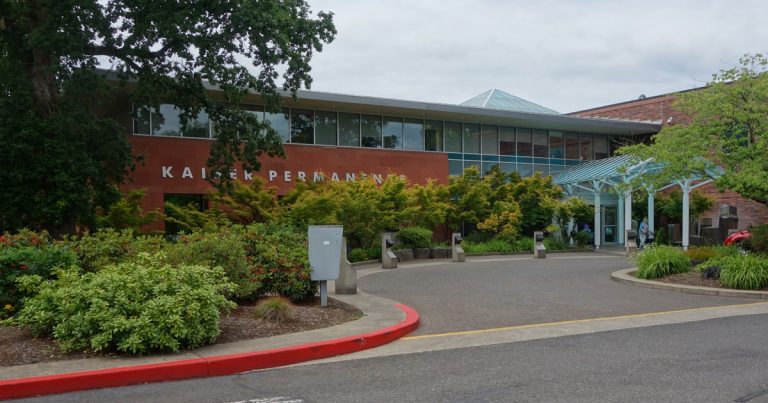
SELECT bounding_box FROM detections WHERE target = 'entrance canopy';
[553,155,720,250]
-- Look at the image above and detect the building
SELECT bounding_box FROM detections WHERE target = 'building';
[117,84,660,234]
[571,91,768,235]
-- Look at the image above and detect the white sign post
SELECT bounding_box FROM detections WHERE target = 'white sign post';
[308,225,343,306]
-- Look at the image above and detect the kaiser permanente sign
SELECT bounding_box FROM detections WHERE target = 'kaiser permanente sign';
[160,165,404,184]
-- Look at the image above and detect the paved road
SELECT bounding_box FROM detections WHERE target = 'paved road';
[21,314,768,403]
[359,253,755,335]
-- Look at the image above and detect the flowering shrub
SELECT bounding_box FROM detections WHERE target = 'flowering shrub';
[243,223,315,301]
[0,231,77,318]
[68,228,165,271]
[13,253,235,354]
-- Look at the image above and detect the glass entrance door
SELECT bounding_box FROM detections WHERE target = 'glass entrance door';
[602,206,617,243]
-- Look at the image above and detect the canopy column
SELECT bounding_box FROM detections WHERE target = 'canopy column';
[617,193,625,245]
[591,180,604,249]
[646,186,656,236]
[624,190,633,234]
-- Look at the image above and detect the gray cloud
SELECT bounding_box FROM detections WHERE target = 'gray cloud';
[304,0,767,113]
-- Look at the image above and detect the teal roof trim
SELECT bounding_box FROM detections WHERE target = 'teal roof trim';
[460,89,560,115]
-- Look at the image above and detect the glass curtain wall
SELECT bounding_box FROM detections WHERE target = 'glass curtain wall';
[338,113,360,147]
[383,117,403,149]
[361,115,383,148]
[444,122,462,152]
[403,118,424,150]
[315,111,337,145]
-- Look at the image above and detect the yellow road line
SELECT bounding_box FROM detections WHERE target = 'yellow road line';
[401,301,768,341]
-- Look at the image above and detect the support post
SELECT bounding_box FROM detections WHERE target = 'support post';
[335,237,357,294]
[617,193,625,245]
[681,180,692,251]
[320,281,328,306]
[624,191,633,235]
[452,233,465,262]
[647,187,655,236]
[592,180,603,249]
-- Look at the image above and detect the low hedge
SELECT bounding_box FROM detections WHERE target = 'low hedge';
[633,246,690,279]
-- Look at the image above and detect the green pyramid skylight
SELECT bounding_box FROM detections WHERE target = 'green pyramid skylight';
[460,89,559,115]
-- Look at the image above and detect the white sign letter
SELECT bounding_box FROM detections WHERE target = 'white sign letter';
[244,171,253,181]
[373,174,384,184]
[297,171,307,181]
[313,172,324,182]
[162,166,174,178]
[284,171,292,182]
[181,167,193,179]
[331,172,340,182]
[268,170,278,181]
[345,173,356,181]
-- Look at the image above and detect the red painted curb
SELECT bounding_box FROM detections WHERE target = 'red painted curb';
[0,304,419,400]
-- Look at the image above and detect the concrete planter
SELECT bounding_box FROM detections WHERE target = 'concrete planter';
[431,247,451,259]
[394,249,414,261]
[414,248,431,259]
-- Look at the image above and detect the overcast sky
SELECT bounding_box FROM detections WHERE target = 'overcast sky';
[304,0,768,113]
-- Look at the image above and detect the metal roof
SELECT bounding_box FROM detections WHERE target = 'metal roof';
[460,89,560,115]
[553,155,667,187]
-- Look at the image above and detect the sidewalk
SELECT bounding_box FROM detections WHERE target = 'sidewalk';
[0,283,418,400]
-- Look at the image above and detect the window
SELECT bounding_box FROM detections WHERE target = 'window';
[361,115,383,148]
[565,132,579,159]
[500,126,515,155]
[403,118,424,150]
[463,123,481,154]
[383,117,403,149]
[580,133,593,160]
[265,108,291,143]
[338,112,360,147]
[133,104,211,138]
[444,122,462,152]
[449,160,463,176]
[516,128,532,156]
[425,120,443,151]
[594,136,609,159]
[549,131,564,158]
[315,111,337,145]
[482,125,498,155]
[290,109,314,144]
[533,129,548,158]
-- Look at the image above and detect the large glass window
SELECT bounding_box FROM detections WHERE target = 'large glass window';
[265,108,290,143]
[290,109,314,144]
[403,118,424,150]
[533,129,548,158]
[482,125,498,155]
[154,104,182,136]
[449,160,463,176]
[138,104,211,138]
[338,113,360,147]
[516,128,532,156]
[383,117,403,149]
[565,132,580,159]
[315,111,337,145]
[594,136,609,159]
[425,120,443,151]
[549,131,564,158]
[361,114,382,148]
[500,126,515,155]
[580,133,593,160]
[133,106,152,135]
[463,123,481,154]
[444,122,462,152]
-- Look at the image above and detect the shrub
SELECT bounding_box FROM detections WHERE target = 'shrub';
[254,296,294,322]
[684,246,718,262]
[397,227,433,249]
[572,231,592,247]
[69,228,166,272]
[243,223,315,301]
[544,238,568,251]
[167,228,255,299]
[13,253,235,354]
[463,239,515,254]
[747,224,768,253]
[633,246,690,279]
[348,247,380,263]
[0,236,77,318]
[718,255,768,290]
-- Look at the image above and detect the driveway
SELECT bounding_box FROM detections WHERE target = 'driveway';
[358,251,756,335]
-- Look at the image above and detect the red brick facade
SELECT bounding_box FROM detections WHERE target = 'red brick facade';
[571,94,768,230]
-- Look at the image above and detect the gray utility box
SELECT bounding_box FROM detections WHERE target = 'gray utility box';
[308,225,343,281]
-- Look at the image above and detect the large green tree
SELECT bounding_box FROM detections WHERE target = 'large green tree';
[0,0,335,234]
[620,53,768,205]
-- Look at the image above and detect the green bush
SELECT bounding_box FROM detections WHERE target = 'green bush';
[167,228,255,299]
[463,239,515,253]
[633,246,691,279]
[69,229,165,271]
[0,233,77,318]
[243,223,315,301]
[13,253,235,354]
[686,245,740,262]
[254,296,294,322]
[397,227,433,249]
[747,225,768,253]
[572,230,592,247]
[544,238,568,251]
[718,255,768,290]
[348,247,381,263]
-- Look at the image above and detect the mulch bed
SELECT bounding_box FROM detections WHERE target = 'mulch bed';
[0,297,361,368]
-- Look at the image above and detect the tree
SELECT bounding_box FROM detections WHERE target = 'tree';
[0,0,336,234]
[619,53,768,205]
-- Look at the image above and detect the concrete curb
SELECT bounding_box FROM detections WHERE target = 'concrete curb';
[0,304,419,401]
[611,268,768,299]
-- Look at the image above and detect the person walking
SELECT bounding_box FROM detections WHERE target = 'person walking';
[638,217,649,249]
